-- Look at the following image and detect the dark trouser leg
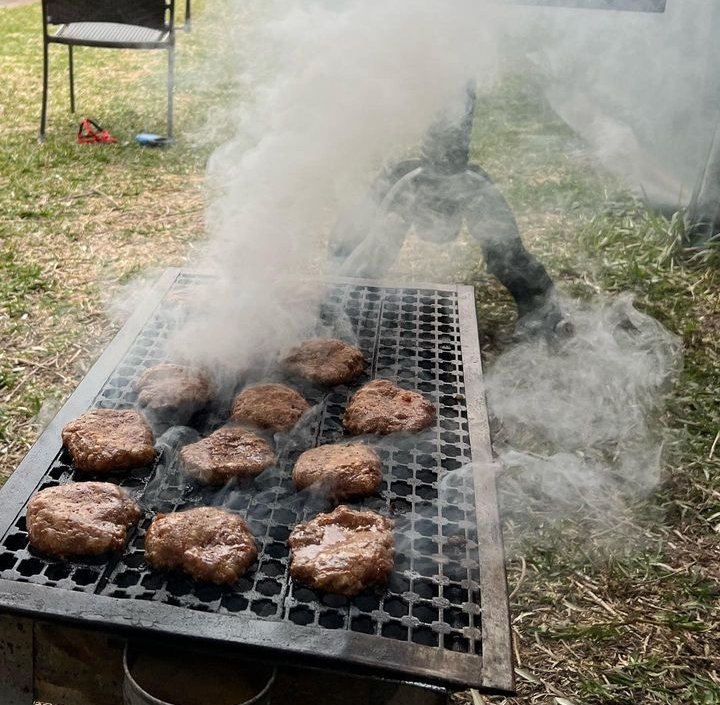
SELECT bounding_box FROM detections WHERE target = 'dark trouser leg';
[331,78,569,337]
[330,84,476,264]
[329,159,421,260]
[464,167,565,334]
[420,87,564,332]
[484,233,558,317]
[336,164,420,278]
[483,234,569,338]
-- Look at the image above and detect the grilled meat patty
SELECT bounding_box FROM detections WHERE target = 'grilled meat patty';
[281,338,364,386]
[27,482,141,557]
[293,443,382,500]
[289,506,394,596]
[133,363,214,418]
[342,379,436,435]
[230,383,310,432]
[62,408,155,472]
[144,507,257,585]
[180,425,276,485]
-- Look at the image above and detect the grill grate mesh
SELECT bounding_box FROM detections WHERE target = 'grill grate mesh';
[0,274,481,657]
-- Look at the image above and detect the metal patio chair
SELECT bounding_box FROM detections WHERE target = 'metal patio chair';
[40,0,176,140]
[183,0,191,31]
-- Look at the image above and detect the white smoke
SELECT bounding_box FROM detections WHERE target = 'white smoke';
[486,295,682,527]
[503,0,717,207]
[171,0,502,370]
[164,0,686,536]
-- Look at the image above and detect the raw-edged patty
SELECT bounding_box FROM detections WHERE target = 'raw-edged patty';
[281,338,364,386]
[230,383,310,432]
[27,482,141,557]
[180,425,276,485]
[133,363,214,417]
[293,443,381,500]
[144,507,257,585]
[342,379,436,435]
[289,506,394,596]
[62,408,155,472]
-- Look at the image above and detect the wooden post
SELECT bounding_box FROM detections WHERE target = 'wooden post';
[0,614,34,705]
[34,622,124,705]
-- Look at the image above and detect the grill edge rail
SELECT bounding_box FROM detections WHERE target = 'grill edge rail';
[0,269,513,694]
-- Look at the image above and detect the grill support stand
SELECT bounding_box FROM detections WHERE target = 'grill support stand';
[0,269,513,697]
[0,616,449,705]
[0,614,33,705]
[0,616,125,705]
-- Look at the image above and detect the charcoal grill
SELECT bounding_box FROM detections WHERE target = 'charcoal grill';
[0,269,512,702]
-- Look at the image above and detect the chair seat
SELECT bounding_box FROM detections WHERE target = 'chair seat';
[52,22,169,47]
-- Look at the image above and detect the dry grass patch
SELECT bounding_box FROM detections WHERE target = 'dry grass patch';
[0,0,232,478]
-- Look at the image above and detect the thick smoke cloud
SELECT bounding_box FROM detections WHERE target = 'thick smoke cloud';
[486,295,681,527]
[164,0,684,535]
[171,0,501,370]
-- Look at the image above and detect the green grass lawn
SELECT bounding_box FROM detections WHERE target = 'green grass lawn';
[460,79,720,705]
[0,0,244,470]
[1,3,719,704]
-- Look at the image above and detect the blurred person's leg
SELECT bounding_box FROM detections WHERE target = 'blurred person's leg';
[333,82,571,337]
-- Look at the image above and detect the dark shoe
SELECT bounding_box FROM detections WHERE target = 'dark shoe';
[513,297,574,343]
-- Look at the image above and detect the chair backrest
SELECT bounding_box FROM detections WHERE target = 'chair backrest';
[42,0,171,30]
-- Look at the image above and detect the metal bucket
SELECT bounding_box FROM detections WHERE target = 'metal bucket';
[123,641,276,705]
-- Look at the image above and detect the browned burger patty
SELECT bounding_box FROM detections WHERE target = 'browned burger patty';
[180,426,276,485]
[293,443,382,500]
[288,506,394,596]
[342,379,436,435]
[62,408,155,472]
[230,383,310,432]
[27,482,141,557]
[144,507,257,585]
[281,338,364,386]
[133,363,214,416]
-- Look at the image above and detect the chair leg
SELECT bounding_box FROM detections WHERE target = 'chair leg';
[167,45,175,138]
[68,45,75,113]
[40,40,49,141]
[184,0,191,32]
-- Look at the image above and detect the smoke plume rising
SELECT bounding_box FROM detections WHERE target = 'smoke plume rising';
[171,0,501,370]
[162,0,686,540]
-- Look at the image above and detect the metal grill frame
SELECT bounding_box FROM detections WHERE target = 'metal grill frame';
[0,269,513,695]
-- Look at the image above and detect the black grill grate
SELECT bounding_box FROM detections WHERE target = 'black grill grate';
[0,271,509,692]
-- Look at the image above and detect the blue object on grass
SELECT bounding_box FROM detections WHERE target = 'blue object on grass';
[135,133,171,147]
